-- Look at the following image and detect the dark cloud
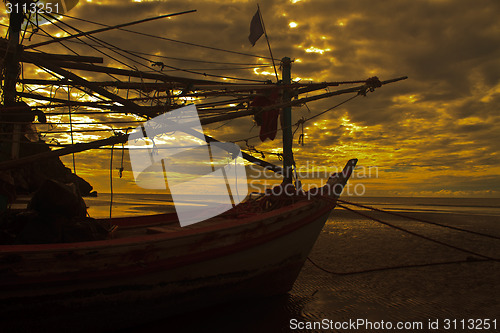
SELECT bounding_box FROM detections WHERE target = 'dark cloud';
[3,0,499,196]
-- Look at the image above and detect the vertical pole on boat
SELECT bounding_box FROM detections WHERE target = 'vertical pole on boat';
[2,1,25,159]
[281,57,294,184]
[257,4,279,83]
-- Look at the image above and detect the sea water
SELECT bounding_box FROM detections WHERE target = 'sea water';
[85,194,500,219]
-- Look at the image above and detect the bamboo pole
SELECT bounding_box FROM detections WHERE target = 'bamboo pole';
[0,131,283,173]
[37,61,225,85]
[18,77,369,92]
[281,57,293,183]
[0,74,407,171]
[2,7,24,160]
[24,10,197,50]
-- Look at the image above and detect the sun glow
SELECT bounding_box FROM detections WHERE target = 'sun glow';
[392,94,419,104]
[340,116,367,133]
[305,46,331,55]
[253,68,275,77]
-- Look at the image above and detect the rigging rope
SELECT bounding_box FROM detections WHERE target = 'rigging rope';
[0,22,271,66]
[25,17,80,56]
[30,63,110,104]
[40,12,268,83]
[232,92,360,144]
[50,12,277,60]
[39,13,143,78]
[303,94,359,124]
[67,86,76,173]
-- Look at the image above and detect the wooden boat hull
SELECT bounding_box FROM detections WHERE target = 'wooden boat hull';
[0,160,357,331]
[1,202,330,331]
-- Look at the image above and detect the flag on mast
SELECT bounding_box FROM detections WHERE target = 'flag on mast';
[248,9,264,46]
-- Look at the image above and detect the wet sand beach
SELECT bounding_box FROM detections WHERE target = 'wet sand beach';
[288,209,499,332]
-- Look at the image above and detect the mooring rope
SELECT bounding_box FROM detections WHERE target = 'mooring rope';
[306,257,492,276]
[306,200,499,276]
[337,203,499,262]
[338,199,500,240]
[109,145,114,219]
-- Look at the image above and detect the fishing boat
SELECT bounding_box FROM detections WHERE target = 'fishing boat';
[0,160,356,331]
[0,3,406,330]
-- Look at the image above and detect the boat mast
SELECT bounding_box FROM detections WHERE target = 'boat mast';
[2,1,25,159]
[281,57,294,184]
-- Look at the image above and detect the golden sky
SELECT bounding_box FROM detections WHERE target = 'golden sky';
[1,0,499,197]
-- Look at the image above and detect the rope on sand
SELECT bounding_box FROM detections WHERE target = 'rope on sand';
[338,199,500,240]
[306,257,492,276]
[337,203,499,262]
[306,200,499,276]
